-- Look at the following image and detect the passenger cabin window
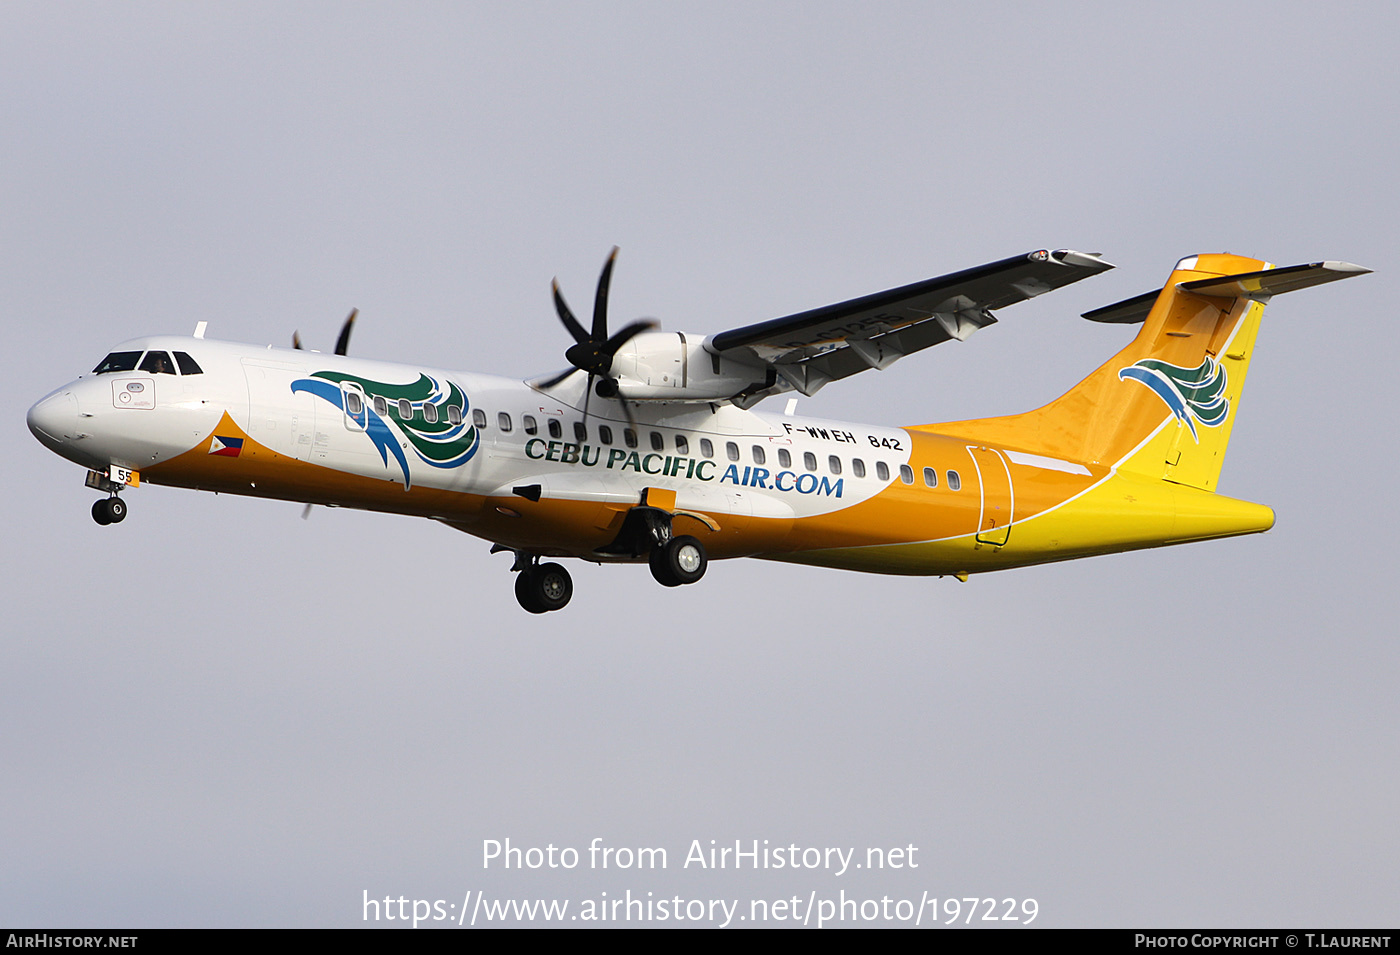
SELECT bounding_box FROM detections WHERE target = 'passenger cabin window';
[876,461,890,481]
[778,448,791,469]
[599,425,614,445]
[373,396,388,416]
[423,403,439,424]
[947,470,962,491]
[803,451,817,471]
[852,458,866,478]
[474,409,489,429]
[345,392,363,415]
[828,455,842,475]
[448,405,462,425]
[650,432,664,451]
[547,418,562,439]
[899,465,914,485]
[399,398,413,420]
[675,435,688,455]
[498,412,513,432]
[523,415,537,435]
[173,352,203,375]
[700,438,714,458]
[574,421,587,442]
[752,445,765,465]
[726,442,740,461]
[624,429,638,448]
[923,467,937,488]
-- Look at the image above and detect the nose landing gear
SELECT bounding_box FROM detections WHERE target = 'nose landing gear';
[91,496,127,525]
[85,469,132,526]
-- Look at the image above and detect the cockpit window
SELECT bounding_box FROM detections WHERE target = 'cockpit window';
[93,351,142,374]
[174,352,203,375]
[139,351,177,375]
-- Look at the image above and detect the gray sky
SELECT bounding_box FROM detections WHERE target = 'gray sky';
[4,1,1398,928]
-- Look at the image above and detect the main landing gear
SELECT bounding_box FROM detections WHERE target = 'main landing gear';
[513,557,574,614]
[91,495,127,525]
[649,535,707,587]
[497,507,710,613]
[599,503,710,589]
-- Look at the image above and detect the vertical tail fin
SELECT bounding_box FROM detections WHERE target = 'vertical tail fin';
[920,254,1369,490]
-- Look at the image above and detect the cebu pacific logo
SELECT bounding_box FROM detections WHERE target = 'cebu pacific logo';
[290,371,478,486]
[1118,356,1229,442]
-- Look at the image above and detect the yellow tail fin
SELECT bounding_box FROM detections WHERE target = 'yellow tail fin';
[919,254,1368,491]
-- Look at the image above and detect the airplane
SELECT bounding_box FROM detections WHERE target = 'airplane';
[27,248,1368,613]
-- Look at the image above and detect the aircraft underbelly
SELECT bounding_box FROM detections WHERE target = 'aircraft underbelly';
[765,470,1273,576]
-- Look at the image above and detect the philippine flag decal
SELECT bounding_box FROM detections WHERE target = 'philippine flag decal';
[209,435,244,457]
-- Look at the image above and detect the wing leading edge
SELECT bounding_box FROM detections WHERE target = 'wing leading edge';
[707,249,1113,402]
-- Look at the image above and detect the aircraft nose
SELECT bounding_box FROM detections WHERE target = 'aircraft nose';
[27,390,79,449]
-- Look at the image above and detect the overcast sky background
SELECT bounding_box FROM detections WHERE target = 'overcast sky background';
[4,2,1398,928]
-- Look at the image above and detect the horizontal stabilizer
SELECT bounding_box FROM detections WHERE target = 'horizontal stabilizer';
[1083,260,1370,324]
[1082,289,1161,324]
[1179,261,1371,300]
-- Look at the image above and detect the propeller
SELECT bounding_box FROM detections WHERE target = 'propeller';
[293,308,359,355]
[538,249,656,418]
[292,308,357,523]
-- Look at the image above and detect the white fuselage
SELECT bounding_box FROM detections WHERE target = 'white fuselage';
[29,335,917,533]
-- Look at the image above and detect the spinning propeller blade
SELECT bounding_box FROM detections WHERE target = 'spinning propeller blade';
[543,248,656,398]
[334,308,358,356]
[292,307,358,354]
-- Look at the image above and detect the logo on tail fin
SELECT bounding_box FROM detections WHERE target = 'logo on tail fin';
[1118,356,1229,441]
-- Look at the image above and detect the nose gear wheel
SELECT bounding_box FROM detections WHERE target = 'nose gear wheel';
[91,496,127,525]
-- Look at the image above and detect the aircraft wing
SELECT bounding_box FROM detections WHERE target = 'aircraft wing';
[708,249,1113,399]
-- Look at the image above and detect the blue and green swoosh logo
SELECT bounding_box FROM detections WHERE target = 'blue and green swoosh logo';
[1119,356,1229,441]
[290,372,478,485]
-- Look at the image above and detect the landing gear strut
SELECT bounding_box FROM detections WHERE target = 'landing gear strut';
[513,559,574,614]
[91,496,127,526]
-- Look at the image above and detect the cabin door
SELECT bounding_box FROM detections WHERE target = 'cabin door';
[969,446,1014,547]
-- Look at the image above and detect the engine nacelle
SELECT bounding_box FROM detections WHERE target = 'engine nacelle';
[607,331,770,402]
